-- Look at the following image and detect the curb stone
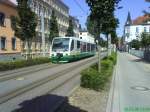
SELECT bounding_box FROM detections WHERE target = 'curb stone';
[106,65,117,112]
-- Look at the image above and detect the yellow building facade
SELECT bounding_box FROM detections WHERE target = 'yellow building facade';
[0,0,21,55]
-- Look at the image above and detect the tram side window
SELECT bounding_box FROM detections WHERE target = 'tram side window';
[77,41,80,49]
[81,42,83,52]
[71,40,74,51]
[91,44,95,52]
[87,43,90,52]
[83,42,86,52]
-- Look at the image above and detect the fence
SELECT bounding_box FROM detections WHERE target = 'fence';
[0,53,24,62]
[129,49,144,58]
[144,50,150,62]
[129,49,150,62]
[0,52,50,62]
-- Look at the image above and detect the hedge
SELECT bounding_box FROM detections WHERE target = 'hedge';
[81,52,117,91]
[0,57,50,71]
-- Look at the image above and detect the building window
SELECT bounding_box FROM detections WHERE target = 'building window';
[126,27,130,33]
[144,27,147,32]
[12,38,16,50]
[71,40,74,51]
[0,12,5,26]
[136,27,139,33]
[1,37,6,50]
[126,33,129,38]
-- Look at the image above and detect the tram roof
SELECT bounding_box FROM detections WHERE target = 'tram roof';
[54,37,95,44]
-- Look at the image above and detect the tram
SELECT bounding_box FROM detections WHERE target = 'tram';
[50,37,96,63]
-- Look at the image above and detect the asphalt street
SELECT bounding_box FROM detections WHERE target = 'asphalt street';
[0,53,107,112]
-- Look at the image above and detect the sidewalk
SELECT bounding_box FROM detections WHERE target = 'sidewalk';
[107,52,150,112]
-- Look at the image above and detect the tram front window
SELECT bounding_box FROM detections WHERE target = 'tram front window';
[52,38,70,51]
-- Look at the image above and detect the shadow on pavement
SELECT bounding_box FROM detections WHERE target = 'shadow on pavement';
[12,94,87,112]
[131,58,150,64]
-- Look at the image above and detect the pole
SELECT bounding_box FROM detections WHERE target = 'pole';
[98,45,101,72]
[41,6,45,56]
[108,34,111,56]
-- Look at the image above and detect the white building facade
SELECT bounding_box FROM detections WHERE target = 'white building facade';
[79,30,95,43]
[124,12,150,43]
[70,16,80,37]
[28,0,69,56]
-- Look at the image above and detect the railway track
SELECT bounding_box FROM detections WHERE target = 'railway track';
[0,63,51,76]
[0,64,61,82]
[0,52,106,83]
[0,53,107,112]
[0,56,100,104]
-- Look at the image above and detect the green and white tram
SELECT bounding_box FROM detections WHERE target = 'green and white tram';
[50,37,96,63]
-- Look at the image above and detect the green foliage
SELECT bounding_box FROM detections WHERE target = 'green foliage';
[141,32,150,48]
[0,57,50,71]
[66,18,74,37]
[49,10,59,42]
[86,0,120,56]
[81,53,117,91]
[110,31,118,45]
[86,16,97,38]
[107,52,117,65]
[85,0,120,73]
[86,0,121,37]
[11,0,37,59]
[15,0,37,41]
[130,39,141,50]
[98,38,107,47]
[81,68,104,90]
[102,16,119,35]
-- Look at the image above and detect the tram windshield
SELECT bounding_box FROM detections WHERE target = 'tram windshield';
[52,38,70,51]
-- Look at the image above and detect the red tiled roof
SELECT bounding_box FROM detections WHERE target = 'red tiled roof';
[132,15,150,25]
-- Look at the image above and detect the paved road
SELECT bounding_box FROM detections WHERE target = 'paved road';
[0,53,107,112]
[110,52,150,112]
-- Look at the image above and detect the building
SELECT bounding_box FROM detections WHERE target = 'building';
[70,16,80,37]
[0,0,22,61]
[124,12,150,43]
[28,0,69,56]
[79,30,95,43]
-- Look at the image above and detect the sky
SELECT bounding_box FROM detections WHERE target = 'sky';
[11,0,150,37]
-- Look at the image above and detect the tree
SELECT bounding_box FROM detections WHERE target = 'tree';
[102,16,119,56]
[49,10,59,42]
[66,18,74,36]
[111,31,119,45]
[99,38,107,47]
[86,0,121,72]
[11,0,37,59]
[86,16,98,39]
[130,39,141,50]
[141,32,150,49]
